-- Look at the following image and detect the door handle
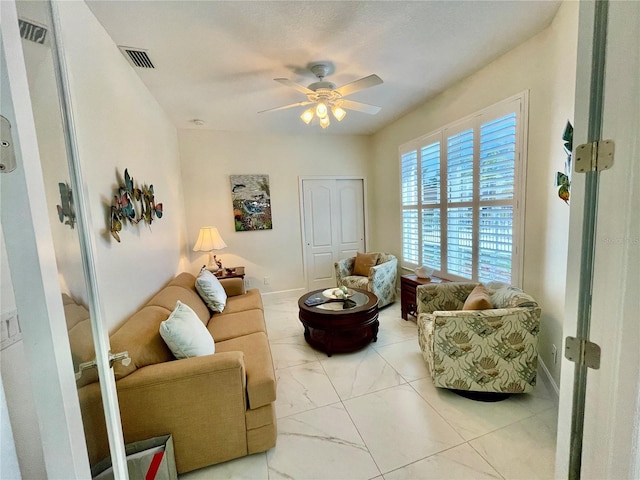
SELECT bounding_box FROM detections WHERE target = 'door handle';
[109,351,131,368]
[74,351,131,380]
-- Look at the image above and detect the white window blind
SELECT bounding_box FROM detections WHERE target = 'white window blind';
[399,93,527,285]
[401,150,419,265]
[447,129,474,203]
[477,111,517,283]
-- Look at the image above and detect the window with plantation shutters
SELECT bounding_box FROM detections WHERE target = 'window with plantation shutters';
[399,93,527,286]
[401,150,419,266]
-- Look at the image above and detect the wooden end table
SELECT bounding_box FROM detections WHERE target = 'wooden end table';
[298,288,379,357]
[401,274,446,320]
[208,266,245,280]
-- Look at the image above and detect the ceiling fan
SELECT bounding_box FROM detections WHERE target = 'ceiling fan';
[259,63,383,128]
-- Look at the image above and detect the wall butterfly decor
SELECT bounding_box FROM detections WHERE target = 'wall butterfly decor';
[110,168,163,242]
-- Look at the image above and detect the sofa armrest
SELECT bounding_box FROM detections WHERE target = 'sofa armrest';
[115,352,248,473]
[369,256,397,281]
[78,352,249,472]
[220,277,245,297]
[335,257,355,284]
[116,351,246,388]
[368,256,398,306]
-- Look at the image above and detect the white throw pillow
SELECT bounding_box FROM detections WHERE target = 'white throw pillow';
[159,301,215,359]
[195,269,227,313]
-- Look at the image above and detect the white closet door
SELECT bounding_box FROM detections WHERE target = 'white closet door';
[302,178,366,291]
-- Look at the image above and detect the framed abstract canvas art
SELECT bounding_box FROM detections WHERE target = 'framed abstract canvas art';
[230,174,272,231]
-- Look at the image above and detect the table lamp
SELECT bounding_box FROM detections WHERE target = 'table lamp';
[193,226,227,271]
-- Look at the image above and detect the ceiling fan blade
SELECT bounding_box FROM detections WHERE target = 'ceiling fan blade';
[274,78,314,95]
[335,74,383,97]
[339,99,381,115]
[258,100,313,114]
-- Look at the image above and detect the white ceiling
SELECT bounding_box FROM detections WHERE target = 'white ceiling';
[86,1,561,136]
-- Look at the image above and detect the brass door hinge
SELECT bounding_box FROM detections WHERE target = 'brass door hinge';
[575,140,614,173]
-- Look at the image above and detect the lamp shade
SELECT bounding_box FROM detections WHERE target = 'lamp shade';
[193,226,227,252]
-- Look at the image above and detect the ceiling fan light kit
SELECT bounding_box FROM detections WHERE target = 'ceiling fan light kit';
[319,116,330,129]
[316,101,328,119]
[331,105,346,121]
[260,62,383,129]
[300,108,314,124]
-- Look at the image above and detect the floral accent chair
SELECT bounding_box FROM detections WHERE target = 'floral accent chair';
[334,253,398,307]
[416,282,541,394]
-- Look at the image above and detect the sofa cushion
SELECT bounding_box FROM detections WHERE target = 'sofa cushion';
[62,293,76,305]
[219,278,246,297]
[342,275,369,290]
[218,288,263,315]
[353,252,379,276]
[462,284,493,310]
[215,332,276,409]
[160,301,215,359]
[146,285,210,325]
[62,295,98,387]
[68,319,98,387]
[245,403,275,430]
[110,305,174,379]
[167,272,198,290]
[195,269,227,313]
[207,308,266,343]
[63,298,90,331]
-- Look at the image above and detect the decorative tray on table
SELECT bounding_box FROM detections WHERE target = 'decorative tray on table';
[322,288,355,299]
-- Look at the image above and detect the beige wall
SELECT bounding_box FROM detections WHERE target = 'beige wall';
[369,1,579,386]
[178,130,371,293]
[57,1,189,331]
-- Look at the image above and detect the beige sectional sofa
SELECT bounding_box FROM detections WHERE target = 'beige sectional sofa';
[65,272,277,474]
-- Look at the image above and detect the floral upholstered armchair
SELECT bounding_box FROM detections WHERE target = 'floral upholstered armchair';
[416,282,541,394]
[334,252,398,307]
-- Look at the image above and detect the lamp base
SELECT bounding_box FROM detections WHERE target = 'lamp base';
[206,252,223,272]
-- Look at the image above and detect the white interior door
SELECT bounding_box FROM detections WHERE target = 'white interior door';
[1,1,128,477]
[556,1,640,478]
[1,5,92,477]
[301,178,366,291]
[336,179,365,259]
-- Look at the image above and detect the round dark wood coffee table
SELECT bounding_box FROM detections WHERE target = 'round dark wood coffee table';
[298,288,379,356]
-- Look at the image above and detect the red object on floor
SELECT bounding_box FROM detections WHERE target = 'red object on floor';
[145,451,164,480]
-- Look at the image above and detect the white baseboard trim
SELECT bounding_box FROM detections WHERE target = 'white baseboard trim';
[261,287,306,304]
[538,355,560,400]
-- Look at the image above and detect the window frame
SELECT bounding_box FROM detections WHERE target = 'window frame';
[399,92,528,287]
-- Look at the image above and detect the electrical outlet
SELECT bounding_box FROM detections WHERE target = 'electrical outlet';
[245,278,252,288]
[551,344,558,364]
[264,277,270,285]
[1,310,22,350]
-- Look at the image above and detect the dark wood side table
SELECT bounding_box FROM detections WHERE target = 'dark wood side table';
[209,266,245,280]
[401,274,446,320]
[298,289,379,357]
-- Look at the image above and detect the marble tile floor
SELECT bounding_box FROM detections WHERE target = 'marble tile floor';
[181,291,558,480]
